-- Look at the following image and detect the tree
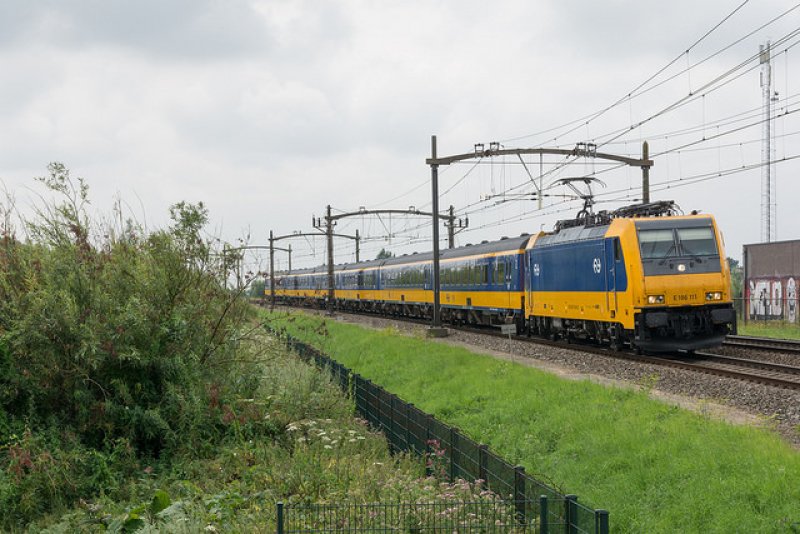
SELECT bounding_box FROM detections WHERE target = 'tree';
[375,248,393,260]
[727,257,743,299]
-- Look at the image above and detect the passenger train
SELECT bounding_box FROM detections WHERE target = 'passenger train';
[272,201,736,352]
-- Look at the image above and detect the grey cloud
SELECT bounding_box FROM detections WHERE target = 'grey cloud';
[0,0,273,59]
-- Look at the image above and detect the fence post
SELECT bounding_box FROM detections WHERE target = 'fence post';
[449,427,457,481]
[514,465,526,525]
[424,414,433,477]
[595,509,609,534]
[539,495,548,534]
[565,494,578,534]
[353,375,362,415]
[478,444,488,487]
[389,395,396,453]
[405,403,412,452]
[366,380,374,426]
[276,502,284,534]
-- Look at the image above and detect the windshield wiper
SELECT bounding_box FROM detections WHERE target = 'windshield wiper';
[657,242,678,265]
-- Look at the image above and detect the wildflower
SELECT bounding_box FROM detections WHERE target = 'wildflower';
[357,436,366,440]
[324,445,333,450]
[348,439,356,443]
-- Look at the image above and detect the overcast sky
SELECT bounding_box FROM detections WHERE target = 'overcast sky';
[1,0,798,272]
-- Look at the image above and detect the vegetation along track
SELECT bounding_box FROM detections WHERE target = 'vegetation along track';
[272,302,800,392]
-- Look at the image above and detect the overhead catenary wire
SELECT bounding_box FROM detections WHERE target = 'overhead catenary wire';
[500,1,795,146]
[284,4,800,270]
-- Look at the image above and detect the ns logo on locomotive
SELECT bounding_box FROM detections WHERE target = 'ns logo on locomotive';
[273,201,736,353]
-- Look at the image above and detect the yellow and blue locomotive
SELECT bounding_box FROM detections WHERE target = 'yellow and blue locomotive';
[272,202,735,352]
[525,202,735,351]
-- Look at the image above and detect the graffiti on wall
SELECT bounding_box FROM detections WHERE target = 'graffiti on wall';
[748,277,799,322]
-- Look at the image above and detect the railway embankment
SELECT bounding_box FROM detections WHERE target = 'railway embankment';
[266,308,800,532]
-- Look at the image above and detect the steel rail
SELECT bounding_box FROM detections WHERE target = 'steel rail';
[723,335,800,354]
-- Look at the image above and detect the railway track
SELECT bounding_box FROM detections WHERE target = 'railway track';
[429,321,800,391]
[662,352,800,391]
[723,334,800,354]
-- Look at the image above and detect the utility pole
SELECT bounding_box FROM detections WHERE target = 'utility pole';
[269,231,275,309]
[760,41,777,242]
[326,205,335,314]
[447,206,454,248]
[443,205,467,248]
[641,141,650,204]
[429,135,445,334]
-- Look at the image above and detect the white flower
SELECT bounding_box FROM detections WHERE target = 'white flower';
[324,445,333,449]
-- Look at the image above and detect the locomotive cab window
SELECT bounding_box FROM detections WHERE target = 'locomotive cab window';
[638,229,675,259]
[677,227,717,256]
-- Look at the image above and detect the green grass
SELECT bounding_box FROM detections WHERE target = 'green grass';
[266,310,800,533]
[738,321,800,340]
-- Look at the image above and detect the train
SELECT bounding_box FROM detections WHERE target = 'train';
[271,201,736,352]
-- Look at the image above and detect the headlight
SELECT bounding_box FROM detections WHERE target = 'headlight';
[647,295,665,304]
[705,291,723,301]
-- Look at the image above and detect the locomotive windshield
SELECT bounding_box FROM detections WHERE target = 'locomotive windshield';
[638,229,674,259]
[636,219,721,275]
[676,227,717,256]
[638,226,717,259]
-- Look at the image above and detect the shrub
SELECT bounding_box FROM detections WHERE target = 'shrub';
[0,164,263,525]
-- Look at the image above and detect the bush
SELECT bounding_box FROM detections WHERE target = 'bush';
[0,164,263,526]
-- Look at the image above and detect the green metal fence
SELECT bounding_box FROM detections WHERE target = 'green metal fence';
[274,329,609,534]
[277,499,537,532]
